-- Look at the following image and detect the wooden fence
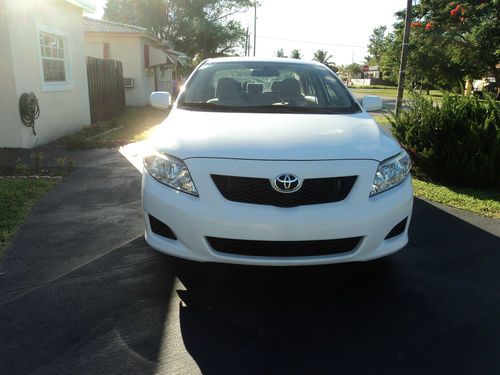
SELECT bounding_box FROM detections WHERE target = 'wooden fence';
[86,56,125,123]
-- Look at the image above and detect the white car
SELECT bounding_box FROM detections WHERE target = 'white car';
[143,57,413,266]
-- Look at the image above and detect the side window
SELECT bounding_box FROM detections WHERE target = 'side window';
[323,76,351,107]
[303,75,316,98]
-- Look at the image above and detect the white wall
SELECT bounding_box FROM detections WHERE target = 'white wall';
[2,0,91,148]
[0,0,22,148]
[139,38,156,105]
[84,42,104,59]
[85,34,157,106]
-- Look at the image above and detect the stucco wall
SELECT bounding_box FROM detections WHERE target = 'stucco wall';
[85,34,152,106]
[0,0,22,148]
[2,0,91,148]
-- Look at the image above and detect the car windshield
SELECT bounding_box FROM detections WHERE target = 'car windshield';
[178,60,360,114]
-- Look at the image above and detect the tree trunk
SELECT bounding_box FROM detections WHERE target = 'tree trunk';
[493,64,500,100]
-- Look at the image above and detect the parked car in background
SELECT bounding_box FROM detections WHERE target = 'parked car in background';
[143,57,413,266]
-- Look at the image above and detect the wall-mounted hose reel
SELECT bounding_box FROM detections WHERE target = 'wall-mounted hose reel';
[19,92,40,135]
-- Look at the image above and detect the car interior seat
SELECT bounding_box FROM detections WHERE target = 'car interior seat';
[279,78,308,106]
[213,77,244,106]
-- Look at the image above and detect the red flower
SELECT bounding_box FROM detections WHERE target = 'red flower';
[450,4,461,16]
[425,22,433,30]
[411,21,422,27]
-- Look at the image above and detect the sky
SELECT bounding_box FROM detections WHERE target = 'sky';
[88,0,404,65]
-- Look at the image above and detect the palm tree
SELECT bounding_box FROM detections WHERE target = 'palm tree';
[313,49,333,65]
[290,49,302,59]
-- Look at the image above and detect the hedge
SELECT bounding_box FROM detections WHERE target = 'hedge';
[389,93,500,188]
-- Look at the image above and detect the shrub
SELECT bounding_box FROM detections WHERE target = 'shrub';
[389,92,500,188]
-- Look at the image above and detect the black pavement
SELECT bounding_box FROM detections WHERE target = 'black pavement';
[0,148,499,374]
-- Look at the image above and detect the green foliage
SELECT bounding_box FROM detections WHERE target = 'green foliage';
[365,26,387,65]
[390,92,500,188]
[339,63,362,80]
[367,0,500,93]
[290,49,302,59]
[313,49,333,65]
[104,0,252,60]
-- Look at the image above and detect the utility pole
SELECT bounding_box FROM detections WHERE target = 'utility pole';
[395,0,412,116]
[244,27,249,56]
[253,2,257,56]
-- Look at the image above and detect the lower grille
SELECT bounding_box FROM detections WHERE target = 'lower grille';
[211,174,357,207]
[385,218,408,239]
[149,214,177,240]
[206,236,362,257]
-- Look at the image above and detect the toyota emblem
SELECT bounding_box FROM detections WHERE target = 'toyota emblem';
[272,173,302,193]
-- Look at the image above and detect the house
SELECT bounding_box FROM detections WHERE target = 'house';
[363,65,381,79]
[0,0,94,148]
[83,17,187,106]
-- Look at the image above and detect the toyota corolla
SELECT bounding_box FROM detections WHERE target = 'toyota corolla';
[143,57,413,265]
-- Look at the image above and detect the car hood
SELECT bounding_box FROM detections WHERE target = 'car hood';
[153,108,401,161]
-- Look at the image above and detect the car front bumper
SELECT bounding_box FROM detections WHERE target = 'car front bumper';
[142,158,413,266]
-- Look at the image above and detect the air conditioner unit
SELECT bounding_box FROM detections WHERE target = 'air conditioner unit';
[123,78,134,88]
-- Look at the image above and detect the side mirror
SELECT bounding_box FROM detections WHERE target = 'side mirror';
[150,91,171,109]
[361,95,383,112]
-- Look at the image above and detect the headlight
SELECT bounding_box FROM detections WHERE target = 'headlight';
[370,150,411,196]
[144,152,198,196]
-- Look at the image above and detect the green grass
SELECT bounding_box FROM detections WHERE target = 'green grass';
[351,87,443,101]
[0,179,58,259]
[351,87,399,97]
[62,106,169,149]
[370,113,391,125]
[413,179,500,219]
[98,106,168,142]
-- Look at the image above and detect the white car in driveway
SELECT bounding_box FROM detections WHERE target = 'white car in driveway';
[143,57,413,265]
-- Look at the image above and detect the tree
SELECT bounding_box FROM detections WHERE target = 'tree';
[313,49,333,65]
[104,0,252,62]
[416,0,500,96]
[276,48,285,57]
[372,0,500,94]
[365,26,388,66]
[345,63,363,79]
[290,49,302,59]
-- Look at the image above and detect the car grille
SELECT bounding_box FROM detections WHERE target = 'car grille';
[206,236,362,257]
[211,174,357,207]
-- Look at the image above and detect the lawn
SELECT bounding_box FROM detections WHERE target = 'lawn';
[351,87,443,101]
[98,106,168,142]
[63,106,169,148]
[0,179,58,260]
[413,179,500,219]
[371,116,500,218]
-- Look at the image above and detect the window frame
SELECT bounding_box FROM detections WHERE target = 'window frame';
[36,26,73,92]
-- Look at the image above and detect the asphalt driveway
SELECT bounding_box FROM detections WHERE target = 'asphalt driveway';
[0,148,499,374]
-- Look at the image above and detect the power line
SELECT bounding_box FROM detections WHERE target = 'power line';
[257,35,368,49]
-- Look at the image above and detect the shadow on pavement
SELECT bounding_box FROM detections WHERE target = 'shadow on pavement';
[0,199,499,374]
[174,198,500,375]
[0,238,176,374]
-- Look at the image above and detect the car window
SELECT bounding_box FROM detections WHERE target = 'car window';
[179,61,359,114]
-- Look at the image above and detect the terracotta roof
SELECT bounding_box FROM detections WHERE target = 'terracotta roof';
[83,17,160,42]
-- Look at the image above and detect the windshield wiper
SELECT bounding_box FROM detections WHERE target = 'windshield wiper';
[179,102,360,114]
[179,102,235,111]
